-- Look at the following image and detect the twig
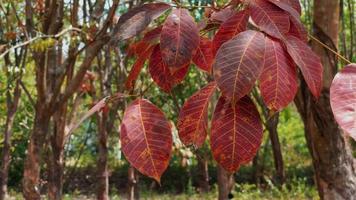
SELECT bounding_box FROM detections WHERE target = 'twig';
[140,81,154,96]
[170,91,181,113]
[0,27,82,58]
[19,80,35,107]
[308,33,352,64]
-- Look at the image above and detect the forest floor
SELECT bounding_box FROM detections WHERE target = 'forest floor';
[7,182,319,200]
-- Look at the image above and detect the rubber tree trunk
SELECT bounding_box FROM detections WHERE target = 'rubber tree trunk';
[254,92,285,186]
[294,0,356,199]
[217,165,234,200]
[252,151,262,187]
[266,113,285,185]
[0,82,21,200]
[196,151,210,193]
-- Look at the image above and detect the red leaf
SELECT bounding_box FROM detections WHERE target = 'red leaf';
[192,37,214,72]
[285,35,323,98]
[149,45,189,92]
[250,0,290,39]
[268,0,300,19]
[212,9,249,56]
[259,37,298,111]
[121,99,172,183]
[127,40,151,58]
[211,95,263,172]
[178,82,217,147]
[210,7,237,23]
[330,64,356,140]
[113,3,171,41]
[125,45,155,89]
[160,8,200,73]
[213,30,265,104]
[288,16,308,42]
[269,0,301,15]
[143,26,162,42]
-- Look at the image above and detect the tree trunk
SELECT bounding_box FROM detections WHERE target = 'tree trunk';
[294,0,356,199]
[254,92,285,186]
[0,82,21,200]
[23,105,51,200]
[252,151,262,187]
[266,113,285,186]
[47,104,67,200]
[217,165,234,200]
[96,114,109,200]
[196,151,210,193]
[127,166,139,200]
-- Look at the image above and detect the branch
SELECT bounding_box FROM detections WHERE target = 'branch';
[19,80,35,107]
[308,33,352,64]
[54,0,120,111]
[0,27,82,59]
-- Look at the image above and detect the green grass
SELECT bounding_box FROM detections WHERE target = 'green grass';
[8,180,318,200]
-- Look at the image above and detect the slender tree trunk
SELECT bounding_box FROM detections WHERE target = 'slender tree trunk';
[127,166,139,200]
[23,105,51,200]
[252,151,262,187]
[217,165,234,200]
[266,113,285,186]
[295,0,356,199]
[96,114,109,200]
[47,104,67,200]
[196,151,210,193]
[0,82,21,200]
[96,47,114,200]
[253,91,285,186]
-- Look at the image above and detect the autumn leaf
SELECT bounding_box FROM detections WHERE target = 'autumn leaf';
[112,3,171,41]
[178,82,217,147]
[259,37,298,111]
[330,64,356,140]
[125,45,155,89]
[149,45,189,92]
[285,35,323,98]
[212,9,249,56]
[249,0,290,39]
[213,30,266,104]
[211,95,263,172]
[160,8,200,73]
[120,99,172,183]
[268,0,301,15]
[210,7,237,23]
[192,37,214,72]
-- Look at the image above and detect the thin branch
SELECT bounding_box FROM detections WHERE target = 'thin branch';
[19,80,35,107]
[308,33,352,64]
[0,27,83,59]
[170,91,181,113]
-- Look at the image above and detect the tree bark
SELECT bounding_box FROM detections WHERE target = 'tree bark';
[294,0,356,199]
[252,151,262,187]
[217,165,234,200]
[127,166,139,200]
[266,113,285,186]
[96,114,109,200]
[47,104,67,200]
[23,105,51,200]
[0,81,21,200]
[196,151,210,193]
